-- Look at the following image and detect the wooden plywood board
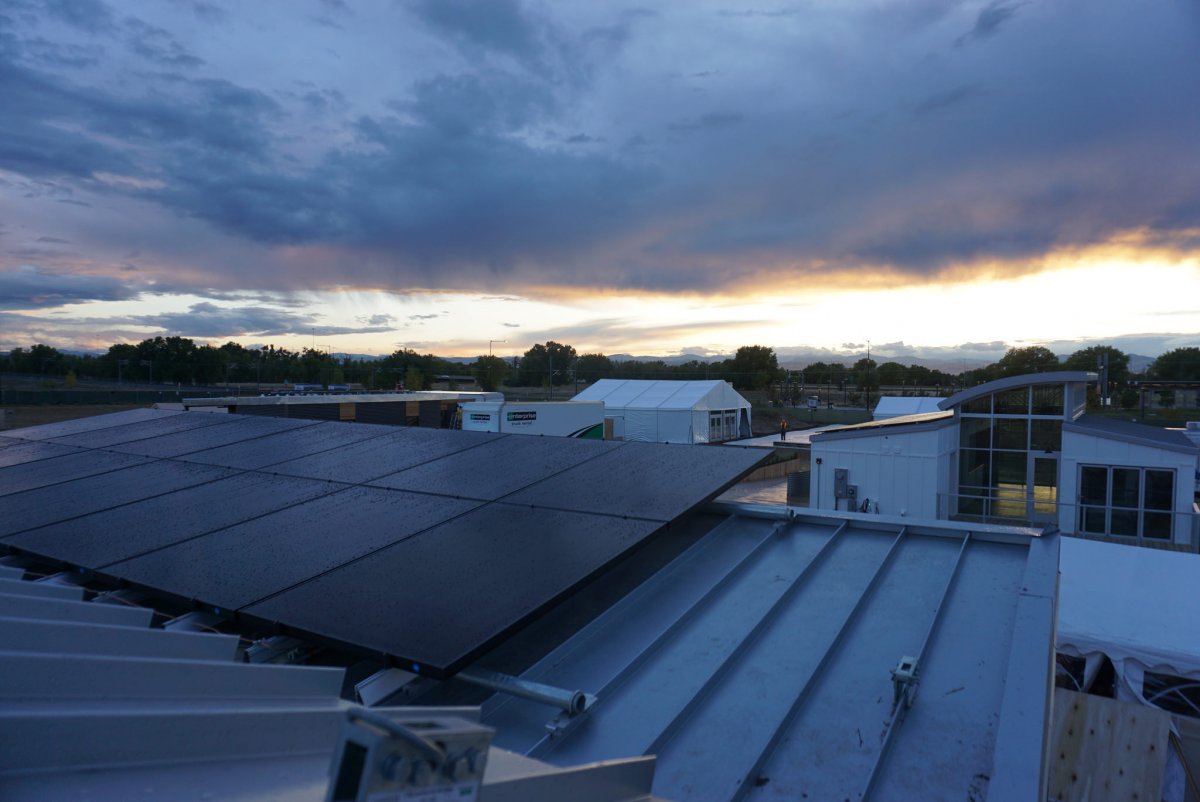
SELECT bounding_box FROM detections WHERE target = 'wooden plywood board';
[339,402,354,421]
[1177,716,1200,802]
[1049,689,1171,802]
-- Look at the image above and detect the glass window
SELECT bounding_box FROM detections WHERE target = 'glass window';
[993,451,1026,491]
[1032,384,1064,416]
[1144,470,1173,510]
[1080,467,1108,505]
[1111,468,1140,509]
[1076,465,1176,543]
[959,449,990,489]
[993,419,1028,450]
[1143,513,1172,540]
[995,387,1029,414]
[1030,420,1062,452]
[963,394,991,414]
[1080,507,1107,534]
[960,418,991,449]
[1110,509,1139,537]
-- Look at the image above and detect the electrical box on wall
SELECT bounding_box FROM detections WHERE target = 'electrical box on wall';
[834,468,849,499]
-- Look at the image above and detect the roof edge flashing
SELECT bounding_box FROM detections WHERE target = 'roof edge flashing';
[938,371,1097,411]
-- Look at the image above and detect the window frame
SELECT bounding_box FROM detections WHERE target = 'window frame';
[1076,464,1176,542]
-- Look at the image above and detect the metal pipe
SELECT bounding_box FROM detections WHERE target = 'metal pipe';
[456,668,590,716]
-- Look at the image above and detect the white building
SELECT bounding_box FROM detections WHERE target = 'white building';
[810,372,1200,550]
[571,379,751,444]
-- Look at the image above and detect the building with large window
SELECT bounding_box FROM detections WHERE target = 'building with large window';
[809,372,1200,550]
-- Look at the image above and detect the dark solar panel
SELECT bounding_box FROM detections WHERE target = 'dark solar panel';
[269,427,500,484]
[0,408,174,440]
[0,450,151,497]
[502,441,767,521]
[2,410,765,679]
[5,472,335,567]
[103,487,481,610]
[0,461,238,538]
[370,435,621,500]
[108,415,319,458]
[44,411,235,449]
[0,440,85,469]
[179,420,399,470]
[242,505,660,677]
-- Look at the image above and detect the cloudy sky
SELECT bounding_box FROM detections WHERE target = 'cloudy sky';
[1,0,1198,362]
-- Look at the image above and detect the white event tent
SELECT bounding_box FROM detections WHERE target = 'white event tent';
[1058,536,1200,709]
[572,379,752,444]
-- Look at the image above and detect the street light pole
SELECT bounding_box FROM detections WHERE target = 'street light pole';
[489,339,506,356]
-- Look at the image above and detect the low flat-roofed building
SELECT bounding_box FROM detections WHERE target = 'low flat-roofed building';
[184,390,503,427]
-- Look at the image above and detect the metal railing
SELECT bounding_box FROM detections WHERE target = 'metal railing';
[936,492,1199,551]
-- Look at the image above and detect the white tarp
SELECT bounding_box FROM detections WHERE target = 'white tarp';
[1058,536,1200,706]
[572,380,751,444]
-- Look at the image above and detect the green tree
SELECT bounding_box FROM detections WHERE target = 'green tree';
[472,355,509,391]
[851,358,878,391]
[404,365,425,391]
[517,341,577,386]
[730,345,781,390]
[991,346,1060,378]
[875,361,907,387]
[1064,345,1130,386]
[1149,347,1200,381]
[575,353,614,383]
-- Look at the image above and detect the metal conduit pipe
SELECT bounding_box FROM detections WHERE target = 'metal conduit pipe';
[456,668,591,716]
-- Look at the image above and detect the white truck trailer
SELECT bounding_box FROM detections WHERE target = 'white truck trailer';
[460,401,605,439]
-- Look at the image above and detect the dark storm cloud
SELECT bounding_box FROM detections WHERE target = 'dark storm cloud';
[175,1,226,24]
[668,112,745,133]
[407,0,545,68]
[358,313,394,326]
[42,0,116,33]
[961,1,1024,43]
[123,17,204,69]
[0,0,1197,299]
[0,266,138,309]
[15,37,105,69]
[135,302,394,338]
[0,50,279,184]
[913,84,982,116]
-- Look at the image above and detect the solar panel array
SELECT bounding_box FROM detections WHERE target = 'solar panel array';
[0,409,765,677]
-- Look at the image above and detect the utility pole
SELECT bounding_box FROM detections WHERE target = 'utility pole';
[489,339,506,357]
[1098,352,1109,407]
[866,340,871,411]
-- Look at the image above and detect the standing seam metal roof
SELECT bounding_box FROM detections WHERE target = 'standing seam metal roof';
[478,506,1058,802]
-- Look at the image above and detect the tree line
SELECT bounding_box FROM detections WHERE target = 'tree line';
[3,338,1198,398]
